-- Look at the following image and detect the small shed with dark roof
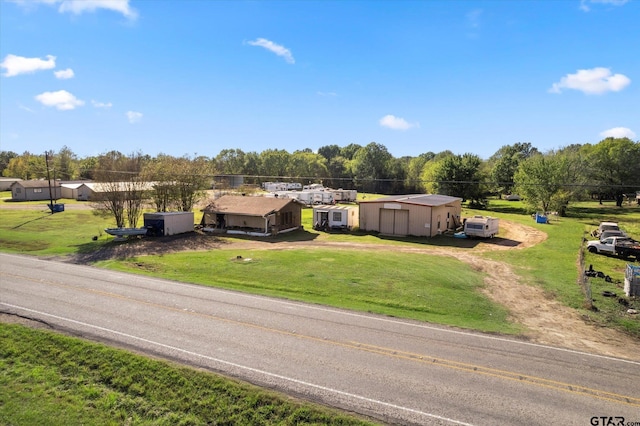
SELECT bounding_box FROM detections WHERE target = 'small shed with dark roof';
[201,195,302,236]
[10,179,61,201]
[358,194,462,237]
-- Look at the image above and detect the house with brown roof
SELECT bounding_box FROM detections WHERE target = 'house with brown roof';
[201,195,302,236]
[358,194,462,237]
[10,180,61,201]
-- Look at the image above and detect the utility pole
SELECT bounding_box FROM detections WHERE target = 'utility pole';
[45,151,54,212]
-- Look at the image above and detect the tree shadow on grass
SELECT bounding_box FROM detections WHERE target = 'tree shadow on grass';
[11,214,52,229]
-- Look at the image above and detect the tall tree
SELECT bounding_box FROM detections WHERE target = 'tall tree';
[420,151,454,194]
[143,155,177,212]
[514,152,573,214]
[489,142,538,196]
[215,149,246,175]
[585,137,640,207]
[434,153,486,207]
[259,149,291,178]
[317,144,341,162]
[0,151,18,176]
[55,146,79,180]
[340,143,363,161]
[93,151,128,228]
[3,152,47,180]
[387,156,409,194]
[92,151,149,228]
[173,155,214,212]
[351,142,392,193]
[287,151,329,181]
[78,156,98,180]
[405,152,435,193]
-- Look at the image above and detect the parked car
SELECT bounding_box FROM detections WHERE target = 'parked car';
[599,229,627,239]
[592,221,620,237]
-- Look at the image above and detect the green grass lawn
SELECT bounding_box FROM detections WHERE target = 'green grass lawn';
[97,247,518,334]
[0,323,376,426]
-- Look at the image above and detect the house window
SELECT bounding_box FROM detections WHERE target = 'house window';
[34,188,42,193]
[15,188,21,194]
[332,212,342,222]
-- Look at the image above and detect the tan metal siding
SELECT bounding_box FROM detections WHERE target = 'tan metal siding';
[394,209,409,235]
[406,204,431,237]
[358,202,381,231]
[379,209,395,234]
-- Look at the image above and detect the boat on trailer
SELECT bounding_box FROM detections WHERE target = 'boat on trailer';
[104,227,148,238]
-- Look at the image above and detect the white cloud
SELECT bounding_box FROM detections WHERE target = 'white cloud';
[317,91,337,97]
[1,54,56,77]
[9,0,137,20]
[379,115,419,131]
[92,100,113,108]
[599,127,636,139]
[247,38,295,64]
[54,68,74,79]
[126,111,143,123]
[580,0,629,12]
[549,67,630,94]
[35,90,84,110]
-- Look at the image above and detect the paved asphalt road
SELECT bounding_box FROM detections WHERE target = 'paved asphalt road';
[1,252,639,426]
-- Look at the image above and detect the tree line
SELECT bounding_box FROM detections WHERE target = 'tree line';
[2,137,639,219]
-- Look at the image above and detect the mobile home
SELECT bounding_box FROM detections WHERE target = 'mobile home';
[313,205,358,231]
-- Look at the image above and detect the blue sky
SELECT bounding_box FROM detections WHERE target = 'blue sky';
[1,0,638,160]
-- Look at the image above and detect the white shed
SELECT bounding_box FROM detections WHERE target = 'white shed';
[143,212,194,236]
[313,205,359,231]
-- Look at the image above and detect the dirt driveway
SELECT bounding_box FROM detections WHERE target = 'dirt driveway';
[64,220,640,361]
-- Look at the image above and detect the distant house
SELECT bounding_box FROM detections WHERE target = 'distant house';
[358,194,462,237]
[201,195,302,236]
[60,181,155,201]
[0,178,22,191]
[10,180,61,201]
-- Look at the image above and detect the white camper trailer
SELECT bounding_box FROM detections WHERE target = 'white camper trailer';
[313,205,358,231]
[463,215,499,238]
[330,189,357,203]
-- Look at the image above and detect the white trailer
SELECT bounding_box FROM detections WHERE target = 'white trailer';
[262,182,289,192]
[143,212,194,236]
[294,191,314,206]
[463,215,499,238]
[313,205,358,231]
[329,189,357,203]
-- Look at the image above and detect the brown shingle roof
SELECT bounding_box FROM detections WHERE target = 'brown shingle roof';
[203,195,298,216]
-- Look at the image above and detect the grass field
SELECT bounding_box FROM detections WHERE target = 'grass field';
[0,322,376,426]
[1,194,639,424]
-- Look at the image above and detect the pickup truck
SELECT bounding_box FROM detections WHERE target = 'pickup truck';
[587,236,640,260]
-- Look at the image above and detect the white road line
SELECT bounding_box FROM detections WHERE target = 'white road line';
[1,302,475,426]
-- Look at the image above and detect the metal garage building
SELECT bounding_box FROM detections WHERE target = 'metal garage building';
[358,194,462,237]
[143,212,194,236]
